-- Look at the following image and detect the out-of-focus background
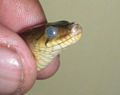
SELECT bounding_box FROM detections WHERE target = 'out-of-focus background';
[27,0,120,95]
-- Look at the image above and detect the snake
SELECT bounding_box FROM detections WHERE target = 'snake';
[22,20,82,71]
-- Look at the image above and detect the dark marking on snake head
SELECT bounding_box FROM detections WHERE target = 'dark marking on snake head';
[47,20,73,28]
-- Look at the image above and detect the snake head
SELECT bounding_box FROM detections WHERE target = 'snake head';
[44,21,82,50]
[21,20,82,70]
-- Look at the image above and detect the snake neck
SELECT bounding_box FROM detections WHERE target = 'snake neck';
[32,42,61,71]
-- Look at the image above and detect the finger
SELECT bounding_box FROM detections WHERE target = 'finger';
[0,0,46,33]
[0,25,36,95]
[0,0,60,80]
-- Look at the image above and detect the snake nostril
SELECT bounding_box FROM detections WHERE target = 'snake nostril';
[70,23,82,35]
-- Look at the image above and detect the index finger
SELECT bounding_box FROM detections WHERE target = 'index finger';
[0,0,46,33]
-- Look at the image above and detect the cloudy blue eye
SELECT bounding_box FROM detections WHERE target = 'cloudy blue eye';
[45,26,58,39]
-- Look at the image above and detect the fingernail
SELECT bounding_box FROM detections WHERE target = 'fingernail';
[0,46,23,94]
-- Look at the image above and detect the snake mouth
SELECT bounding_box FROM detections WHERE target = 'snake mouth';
[55,23,82,49]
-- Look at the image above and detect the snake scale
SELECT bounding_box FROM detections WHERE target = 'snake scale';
[22,20,82,71]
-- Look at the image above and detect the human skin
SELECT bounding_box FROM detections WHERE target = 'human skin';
[0,0,60,94]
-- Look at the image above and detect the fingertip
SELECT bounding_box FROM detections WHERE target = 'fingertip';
[0,25,37,94]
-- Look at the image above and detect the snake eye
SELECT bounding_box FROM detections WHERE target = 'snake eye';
[45,26,58,39]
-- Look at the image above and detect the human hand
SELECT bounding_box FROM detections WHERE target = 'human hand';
[0,0,60,94]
